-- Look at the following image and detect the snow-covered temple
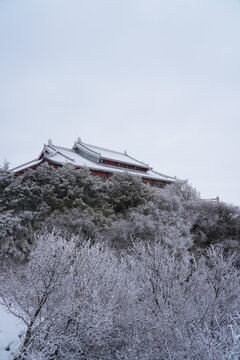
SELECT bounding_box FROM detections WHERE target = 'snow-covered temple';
[12,139,176,188]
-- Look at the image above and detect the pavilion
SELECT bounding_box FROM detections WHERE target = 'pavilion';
[12,138,176,188]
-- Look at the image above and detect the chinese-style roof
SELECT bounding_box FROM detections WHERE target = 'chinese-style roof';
[12,139,176,183]
[81,142,149,168]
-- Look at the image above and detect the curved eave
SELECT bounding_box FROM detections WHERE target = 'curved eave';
[12,158,44,174]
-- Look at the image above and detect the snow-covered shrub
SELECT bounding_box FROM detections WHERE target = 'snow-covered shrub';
[109,172,153,213]
[0,211,33,261]
[43,208,109,240]
[1,234,239,360]
[186,200,240,248]
[105,190,191,250]
[0,234,134,359]
[0,164,112,258]
[0,161,240,358]
[125,242,240,359]
[1,162,240,260]
[0,162,13,204]
[1,164,109,214]
[166,179,200,201]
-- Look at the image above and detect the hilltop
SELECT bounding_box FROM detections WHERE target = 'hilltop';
[0,164,239,359]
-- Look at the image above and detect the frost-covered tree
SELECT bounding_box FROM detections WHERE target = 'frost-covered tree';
[187,200,240,249]
[0,234,135,359]
[166,179,200,201]
[0,164,112,258]
[1,232,239,360]
[126,242,240,359]
[0,161,13,207]
[2,163,239,258]
[109,172,153,213]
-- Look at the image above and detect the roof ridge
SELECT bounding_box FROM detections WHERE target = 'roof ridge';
[47,144,75,162]
[83,143,150,168]
[49,144,75,152]
[125,154,149,168]
[83,142,125,156]
[76,142,101,156]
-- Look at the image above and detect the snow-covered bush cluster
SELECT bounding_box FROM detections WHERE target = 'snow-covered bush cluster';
[0,163,240,359]
[0,234,240,359]
[1,163,239,259]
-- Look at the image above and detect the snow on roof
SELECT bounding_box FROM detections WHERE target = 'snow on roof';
[11,140,176,182]
[43,143,175,182]
[82,142,150,168]
[11,158,43,173]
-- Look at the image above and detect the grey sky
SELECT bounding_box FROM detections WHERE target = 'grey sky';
[1,0,240,205]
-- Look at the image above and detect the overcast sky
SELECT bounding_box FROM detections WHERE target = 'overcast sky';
[0,0,240,205]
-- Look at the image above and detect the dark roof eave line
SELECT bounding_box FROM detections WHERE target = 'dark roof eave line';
[97,161,150,174]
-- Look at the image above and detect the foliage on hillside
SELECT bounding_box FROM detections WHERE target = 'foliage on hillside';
[0,163,240,359]
[0,234,240,359]
[0,163,239,259]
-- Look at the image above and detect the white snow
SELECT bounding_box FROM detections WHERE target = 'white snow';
[11,158,43,173]
[83,142,149,167]
[11,141,176,182]
[0,305,25,360]
[46,146,175,181]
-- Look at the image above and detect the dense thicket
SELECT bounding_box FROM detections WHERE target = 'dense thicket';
[0,163,239,259]
[0,163,240,359]
[1,235,240,360]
